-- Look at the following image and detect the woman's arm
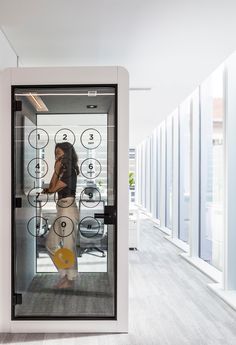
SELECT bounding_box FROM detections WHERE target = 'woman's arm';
[44,179,67,193]
[42,159,67,194]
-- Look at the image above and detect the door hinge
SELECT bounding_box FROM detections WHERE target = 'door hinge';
[15,197,22,208]
[13,293,22,305]
[13,100,22,112]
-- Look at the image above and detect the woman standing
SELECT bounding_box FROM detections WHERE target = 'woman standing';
[43,142,80,289]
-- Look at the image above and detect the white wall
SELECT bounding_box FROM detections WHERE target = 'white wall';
[0,29,17,70]
[2,1,236,146]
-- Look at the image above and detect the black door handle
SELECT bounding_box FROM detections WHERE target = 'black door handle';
[94,205,116,224]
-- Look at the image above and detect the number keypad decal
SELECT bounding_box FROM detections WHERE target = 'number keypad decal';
[79,216,100,238]
[53,216,74,237]
[27,158,48,179]
[80,158,101,179]
[28,128,49,149]
[80,187,101,208]
[54,192,75,208]
[27,187,48,208]
[54,128,76,146]
[80,128,102,149]
[27,216,48,237]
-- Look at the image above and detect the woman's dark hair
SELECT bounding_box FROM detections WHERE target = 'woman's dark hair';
[55,142,80,175]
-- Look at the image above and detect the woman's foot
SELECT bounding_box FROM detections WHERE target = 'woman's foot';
[53,275,68,288]
[58,276,75,289]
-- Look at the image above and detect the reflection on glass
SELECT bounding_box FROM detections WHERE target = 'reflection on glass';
[179,99,191,243]
[13,86,116,319]
[200,66,224,270]
[165,116,173,229]
[129,148,136,204]
[156,128,160,220]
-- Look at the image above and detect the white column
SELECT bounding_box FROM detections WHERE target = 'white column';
[135,145,139,205]
[141,142,146,208]
[151,130,157,218]
[172,109,179,239]
[145,137,151,213]
[224,53,236,290]
[160,122,166,228]
[189,88,200,257]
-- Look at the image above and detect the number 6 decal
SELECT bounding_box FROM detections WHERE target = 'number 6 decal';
[80,158,101,179]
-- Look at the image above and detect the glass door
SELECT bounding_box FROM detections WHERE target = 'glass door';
[12,85,117,320]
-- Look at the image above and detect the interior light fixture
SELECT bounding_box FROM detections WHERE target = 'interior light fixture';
[129,87,152,91]
[27,93,48,112]
[87,105,97,109]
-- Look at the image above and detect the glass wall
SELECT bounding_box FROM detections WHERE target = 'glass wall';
[145,137,151,213]
[179,99,192,243]
[199,66,224,270]
[165,116,173,229]
[156,127,161,220]
[135,61,225,274]
[12,85,117,319]
[129,148,136,204]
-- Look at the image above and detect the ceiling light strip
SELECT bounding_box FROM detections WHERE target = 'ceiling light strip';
[15,93,115,96]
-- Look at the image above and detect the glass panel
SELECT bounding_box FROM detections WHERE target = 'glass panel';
[150,132,156,218]
[200,66,224,270]
[129,148,136,204]
[145,138,151,212]
[156,128,160,220]
[165,116,173,229]
[13,86,117,319]
[142,142,146,208]
[179,99,191,243]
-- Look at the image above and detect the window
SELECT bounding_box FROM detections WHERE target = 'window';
[179,99,191,243]
[165,116,173,229]
[156,127,161,219]
[129,148,136,204]
[199,66,224,270]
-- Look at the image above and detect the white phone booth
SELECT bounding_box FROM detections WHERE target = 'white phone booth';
[0,66,129,333]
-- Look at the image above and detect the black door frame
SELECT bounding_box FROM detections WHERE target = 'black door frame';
[11,84,118,321]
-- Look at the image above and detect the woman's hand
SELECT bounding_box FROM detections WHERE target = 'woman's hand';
[41,188,49,194]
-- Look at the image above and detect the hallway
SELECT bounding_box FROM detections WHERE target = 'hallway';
[1,215,236,344]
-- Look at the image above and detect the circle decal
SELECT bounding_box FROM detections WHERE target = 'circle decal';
[54,248,75,269]
[80,128,102,149]
[55,157,74,179]
[80,187,101,208]
[27,187,48,208]
[54,128,76,146]
[53,216,74,237]
[27,158,48,179]
[79,216,100,238]
[80,158,101,179]
[54,192,75,208]
[28,128,49,149]
[27,216,48,237]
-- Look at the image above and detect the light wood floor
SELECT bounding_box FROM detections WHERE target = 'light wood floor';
[2,215,236,344]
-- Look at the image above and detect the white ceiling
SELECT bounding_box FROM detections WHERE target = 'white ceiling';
[1,0,236,146]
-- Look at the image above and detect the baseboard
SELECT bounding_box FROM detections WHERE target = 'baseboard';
[165,235,189,252]
[208,283,236,311]
[180,253,222,283]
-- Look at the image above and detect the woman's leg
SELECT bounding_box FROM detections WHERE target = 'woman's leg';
[46,198,79,286]
[55,198,79,281]
[45,211,67,279]
[62,206,79,281]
